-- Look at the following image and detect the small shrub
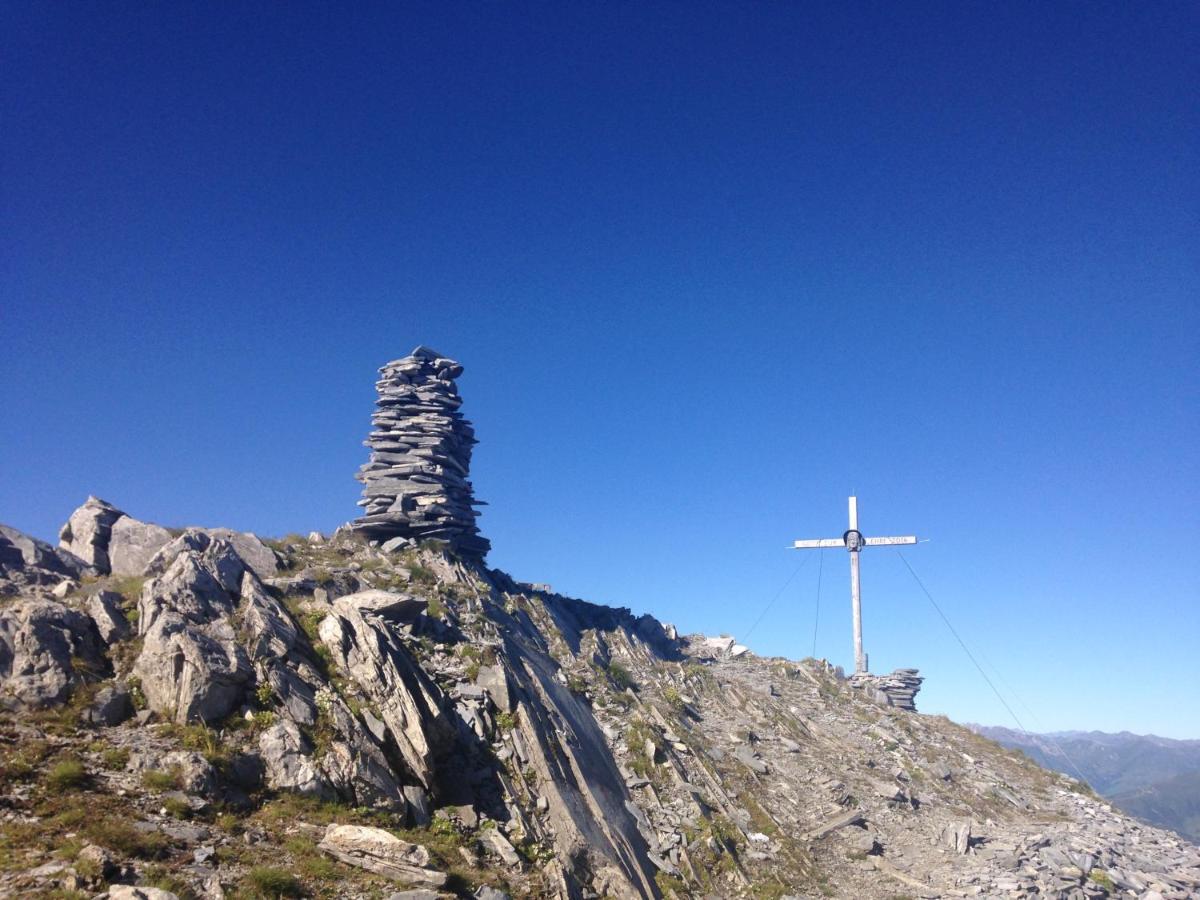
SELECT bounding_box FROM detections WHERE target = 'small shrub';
[495,711,517,732]
[142,769,181,792]
[162,795,191,819]
[607,662,635,690]
[243,866,304,898]
[46,758,88,791]
[100,747,131,770]
[255,681,275,708]
[83,819,170,859]
[408,563,437,585]
[1089,870,1115,891]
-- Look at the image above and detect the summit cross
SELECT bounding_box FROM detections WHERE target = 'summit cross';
[792,496,917,675]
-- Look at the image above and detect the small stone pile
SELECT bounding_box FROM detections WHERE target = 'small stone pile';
[850,668,924,711]
[351,347,489,557]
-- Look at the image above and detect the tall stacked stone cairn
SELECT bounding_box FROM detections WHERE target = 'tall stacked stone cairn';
[350,347,490,557]
[849,668,924,712]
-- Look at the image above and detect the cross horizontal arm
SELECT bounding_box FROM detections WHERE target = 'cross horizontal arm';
[792,538,844,549]
[862,535,918,546]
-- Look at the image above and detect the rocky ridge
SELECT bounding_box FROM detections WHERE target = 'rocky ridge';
[0,502,1196,900]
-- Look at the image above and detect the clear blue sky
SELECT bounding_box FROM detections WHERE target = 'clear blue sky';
[3,3,1196,737]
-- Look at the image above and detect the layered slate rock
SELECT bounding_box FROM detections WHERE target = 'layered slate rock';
[850,667,924,711]
[350,347,489,556]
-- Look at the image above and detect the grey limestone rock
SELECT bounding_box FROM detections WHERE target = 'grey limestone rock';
[0,523,94,580]
[318,599,454,790]
[58,496,124,572]
[134,614,252,723]
[350,347,489,557]
[81,683,134,726]
[259,718,334,798]
[333,588,429,623]
[317,823,448,887]
[204,528,279,579]
[87,590,131,643]
[0,599,107,709]
[108,887,182,900]
[108,515,174,576]
[477,827,522,867]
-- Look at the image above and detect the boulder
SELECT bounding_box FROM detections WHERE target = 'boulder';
[0,524,93,579]
[0,600,107,709]
[138,548,241,633]
[333,589,429,623]
[475,664,513,712]
[87,591,131,643]
[204,528,279,579]
[58,496,124,572]
[108,516,174,576]
[81,683,134,726]
[317,823,447,887]
[258,719,334,798]
[134,615,252,723]
[108,887,181,900]
[478,828,522,867]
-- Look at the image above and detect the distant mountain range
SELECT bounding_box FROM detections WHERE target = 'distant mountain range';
[972,726,1200,842]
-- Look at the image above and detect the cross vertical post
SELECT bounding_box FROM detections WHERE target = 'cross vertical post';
[848,496,865,674]
[792,496,917,675]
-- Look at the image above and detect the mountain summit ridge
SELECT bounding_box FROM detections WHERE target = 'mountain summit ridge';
[2,506,1197,898]
[0,352,1196,898]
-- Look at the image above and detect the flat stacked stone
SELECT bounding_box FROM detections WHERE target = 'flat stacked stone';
[350,347,489,557]
[850,668,924,712]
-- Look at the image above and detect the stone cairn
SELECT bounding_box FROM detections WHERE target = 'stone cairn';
[850,668,924,712]
[350,347,490,557]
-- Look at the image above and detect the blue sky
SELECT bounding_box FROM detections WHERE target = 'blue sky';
[3,2,1196,737]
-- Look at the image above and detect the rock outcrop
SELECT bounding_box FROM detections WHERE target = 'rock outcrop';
[0,599,107,709]
[351,347,489,557]
[57,497,278,580]
[58,496,125,571]
[2,517,1198,899]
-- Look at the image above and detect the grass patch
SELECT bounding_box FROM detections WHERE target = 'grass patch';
[607,662,635,691]
[142,768,182,792]
[1089,870,1115,891]
[284,835,340,881]
[82,819,170,859]
[162,795,192,819]
[100,747,131,769]
[45,757,88,791]
[142,863,199,899]
[242,866,304,898]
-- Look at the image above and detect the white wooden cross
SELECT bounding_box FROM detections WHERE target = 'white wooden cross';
[792,496,917,674]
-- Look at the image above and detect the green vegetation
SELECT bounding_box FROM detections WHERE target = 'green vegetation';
[83,818,170,859]
[1089,870,1115,891]
[607,661,635,690]
[162,795,192,819]
[495,711,518,732]
[45,757,88,791]
[100,746,131,769]
[142,768,182,792]
[242,866,304,898]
